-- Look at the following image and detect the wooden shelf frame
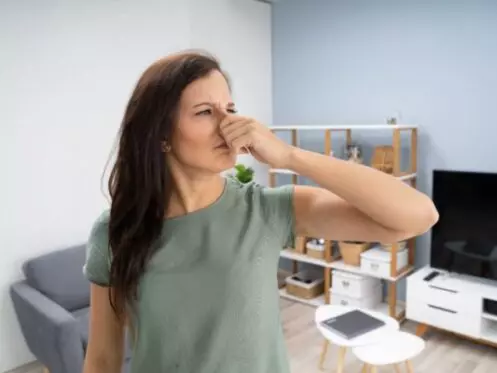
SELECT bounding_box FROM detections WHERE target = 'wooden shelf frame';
[271,124,418,322]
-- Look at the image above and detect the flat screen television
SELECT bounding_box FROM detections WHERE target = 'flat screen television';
[430,169,497,281]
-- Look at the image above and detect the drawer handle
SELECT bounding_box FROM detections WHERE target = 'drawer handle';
[341,281,350,288]
[370,263,380,270]
[427,304,457,314]
[429,285,458,294]
[340,300,348,306]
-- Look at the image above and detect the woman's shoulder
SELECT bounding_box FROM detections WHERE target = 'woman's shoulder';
[88,209,110,247]
[84,210,111,285]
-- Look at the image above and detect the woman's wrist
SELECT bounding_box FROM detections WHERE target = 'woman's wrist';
[282,145,302,170]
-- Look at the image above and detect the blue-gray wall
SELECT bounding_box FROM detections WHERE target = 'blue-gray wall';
[272,0,497,267]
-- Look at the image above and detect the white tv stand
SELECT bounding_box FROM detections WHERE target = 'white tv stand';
[406,266,497,347]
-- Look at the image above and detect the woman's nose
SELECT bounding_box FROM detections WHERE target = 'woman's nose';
[212,104,228,126]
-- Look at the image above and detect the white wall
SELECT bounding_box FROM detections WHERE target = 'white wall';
[0,0,272,371]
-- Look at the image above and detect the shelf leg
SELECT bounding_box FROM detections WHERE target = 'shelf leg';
[324,267,331,304]
[325,129,332,156]
[408,236,416,267]
[393,128,401,176]
[390,242,398,278]
[410,128,418,174]
[292,261,298,274]
[346,129,352,146]
[388,282,397,318]
[291,129,298,185]
[416,323,430,337]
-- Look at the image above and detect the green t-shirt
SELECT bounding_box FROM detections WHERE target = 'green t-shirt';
[83,178,295,373]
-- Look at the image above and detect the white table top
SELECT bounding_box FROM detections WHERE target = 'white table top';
[315,305,399,347]
[352,331,426,365]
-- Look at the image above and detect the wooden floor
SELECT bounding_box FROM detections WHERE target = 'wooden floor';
[10,299,497,373]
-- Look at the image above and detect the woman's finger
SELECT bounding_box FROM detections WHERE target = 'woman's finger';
[230,132,254,153]
[219,113,247,131]
[221,118,252,139]
[223,124,252,148]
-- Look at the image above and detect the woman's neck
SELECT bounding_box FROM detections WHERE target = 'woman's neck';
[166,170,225,219]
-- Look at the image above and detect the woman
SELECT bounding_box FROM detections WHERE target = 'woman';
[82,50,438,373]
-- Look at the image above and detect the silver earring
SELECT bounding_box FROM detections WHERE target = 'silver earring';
[161,141,171,153]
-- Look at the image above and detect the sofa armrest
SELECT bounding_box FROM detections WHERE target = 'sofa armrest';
[10,281,85,373]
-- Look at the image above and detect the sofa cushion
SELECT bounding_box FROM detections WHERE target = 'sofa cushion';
[23,245,90,311]
[73,307,133,360]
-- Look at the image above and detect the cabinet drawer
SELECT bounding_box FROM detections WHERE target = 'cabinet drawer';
[406,298,481,338]
[332,270,380,299]
[331,286,382,309]
[408,280,481,316]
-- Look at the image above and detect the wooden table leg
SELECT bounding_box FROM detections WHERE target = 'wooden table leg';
[406,360,414,373]
[318,340,329,370]
[336,346,347,373]
[415,323,429,337]
[370,366,378,373]
[361,363,370,373]
[394,364,402,373]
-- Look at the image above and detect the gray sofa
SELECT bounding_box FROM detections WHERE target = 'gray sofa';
[10,245,131,373]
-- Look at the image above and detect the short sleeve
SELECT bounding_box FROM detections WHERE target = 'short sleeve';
[83,211,111,286]
[259,184,296,248]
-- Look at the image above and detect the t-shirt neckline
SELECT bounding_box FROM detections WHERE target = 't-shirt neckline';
[162,178,233,226]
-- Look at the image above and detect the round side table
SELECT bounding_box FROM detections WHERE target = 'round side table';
[352,331,426,373]
[315,305,400,373]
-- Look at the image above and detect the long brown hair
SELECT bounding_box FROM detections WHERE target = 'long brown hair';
[107,51,224,316]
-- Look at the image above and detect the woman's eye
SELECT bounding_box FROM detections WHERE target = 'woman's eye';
[227,108,238,114]
[196,109,212,116]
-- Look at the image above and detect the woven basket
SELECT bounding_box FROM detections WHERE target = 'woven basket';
[307,247,325,260]
[338,241,370,266]
[381,241,407,252]
[306,239,325,260]
[285,271,324,299]
[372,146,394,174]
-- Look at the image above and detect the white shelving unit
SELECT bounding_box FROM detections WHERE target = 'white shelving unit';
[271,124,418,321]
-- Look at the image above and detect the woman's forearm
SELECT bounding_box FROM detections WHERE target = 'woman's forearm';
[286,147,439,235]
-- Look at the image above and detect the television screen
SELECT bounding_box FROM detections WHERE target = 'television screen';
[430,170,497,281]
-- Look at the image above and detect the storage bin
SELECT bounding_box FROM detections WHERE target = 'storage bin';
[306,239,325,260]
[360,247,408,278]
[338,241,370,266]
[380,241,407,252]
[285,270,324,299]
[331,285,382,309]
[332,270,381,299]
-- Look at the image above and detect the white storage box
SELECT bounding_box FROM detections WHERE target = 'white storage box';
[331,285,382,309]
[332,270,381,299]
[360,247,408,278]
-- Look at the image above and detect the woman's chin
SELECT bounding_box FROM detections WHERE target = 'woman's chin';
[209,153,237,173]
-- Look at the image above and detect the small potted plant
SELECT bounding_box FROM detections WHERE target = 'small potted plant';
[232,163,254,184]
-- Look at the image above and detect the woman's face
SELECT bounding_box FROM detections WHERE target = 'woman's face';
[168,70,237,174]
